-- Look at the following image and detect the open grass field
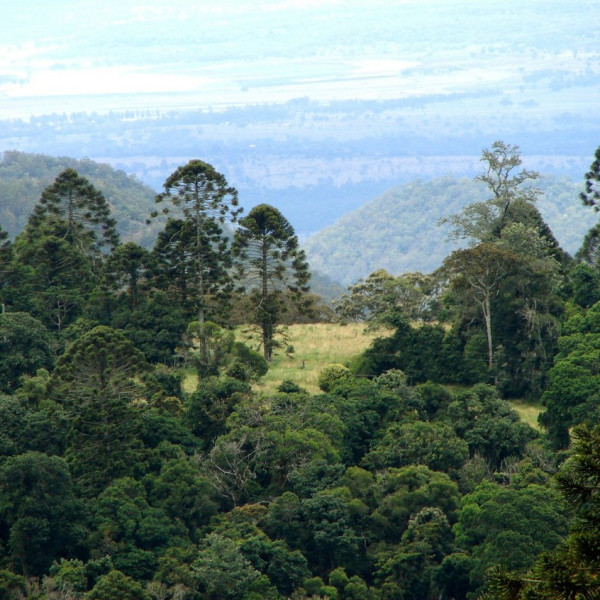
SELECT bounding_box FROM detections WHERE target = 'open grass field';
[242,323,384,395]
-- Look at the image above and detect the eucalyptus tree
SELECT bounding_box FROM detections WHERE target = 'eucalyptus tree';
[233,204,310,361]
[151,160,241,362]
[443,243,519,370]
[441,142,564,394]
[443,140,541,244]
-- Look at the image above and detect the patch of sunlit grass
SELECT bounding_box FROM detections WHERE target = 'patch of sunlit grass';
[511,399,544,431]
[239,322,385,395]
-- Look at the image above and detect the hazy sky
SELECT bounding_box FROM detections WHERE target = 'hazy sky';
[1,0,597,119]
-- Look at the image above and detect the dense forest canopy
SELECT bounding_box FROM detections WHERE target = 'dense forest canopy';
[1,142,600,600]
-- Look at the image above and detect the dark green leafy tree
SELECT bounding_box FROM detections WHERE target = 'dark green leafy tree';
[363,421,469,475]
[86,570,148,600]
[300,492,362,574]
[439,384,537,466]
[483,424,600,600]
[0,312,54,393]
[352,314,458,385]
[0,452,87,577]
[88,477,184,580]
[51,325,149,403]
[375,507,454,600]
[146,457,218,538]
[569,263,600,308]
[109,290,188,364]
[192,533,260,600]
[576,222,600,267]
[454,481,569,594]
[151,218,231,321]
[539,326,600,449]
[369,466,462,544]
[233,204,310,361]
[15,227,95,332]
[151,160,241,363]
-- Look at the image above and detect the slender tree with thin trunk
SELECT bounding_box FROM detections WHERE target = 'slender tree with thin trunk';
[443,243,518,369]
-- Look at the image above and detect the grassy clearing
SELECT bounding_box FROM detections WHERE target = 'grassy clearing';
[239,323,384,395]
[180,323,545,431]
[511,400,545,431]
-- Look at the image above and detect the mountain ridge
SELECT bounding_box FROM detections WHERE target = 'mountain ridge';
[304,174,594,285]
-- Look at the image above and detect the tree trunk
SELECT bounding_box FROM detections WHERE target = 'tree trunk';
[261,237,271,362]
[483,295,493,368]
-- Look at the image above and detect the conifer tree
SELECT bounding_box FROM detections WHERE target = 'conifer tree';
[580,145,600,210]
[233,204,310,361]
[27,168,119,254]
[151,160,241,366]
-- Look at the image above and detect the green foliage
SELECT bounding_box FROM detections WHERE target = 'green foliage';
[50,326,150,493]
[234,203,311,361]
[352,315,460,385]
[0,147,594,600]
[335,269,439,324]
[580,144,600,210]
[454,481,569,592]
[570,262,600,308]
[186,375,251,447]
[102,241,154,310]
[86,569,148,600]
[0,452,87,576]
[363,420,469,474]
[375,507,453,600]
[318,363,351,392]
[483,424,600,600]
[300,492,362,574]
[192,533,260,600]
[540,306,600,448]
[152,160,241,359]
[439,384,537,466]
[0,312,54,393]
[145,457,218,537]
[370,466,462,544]
[28,167,119,253]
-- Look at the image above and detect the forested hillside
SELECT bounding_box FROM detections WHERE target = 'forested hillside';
[2,142,600,600]
[305,175,592,285]
[0,151,158,245]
